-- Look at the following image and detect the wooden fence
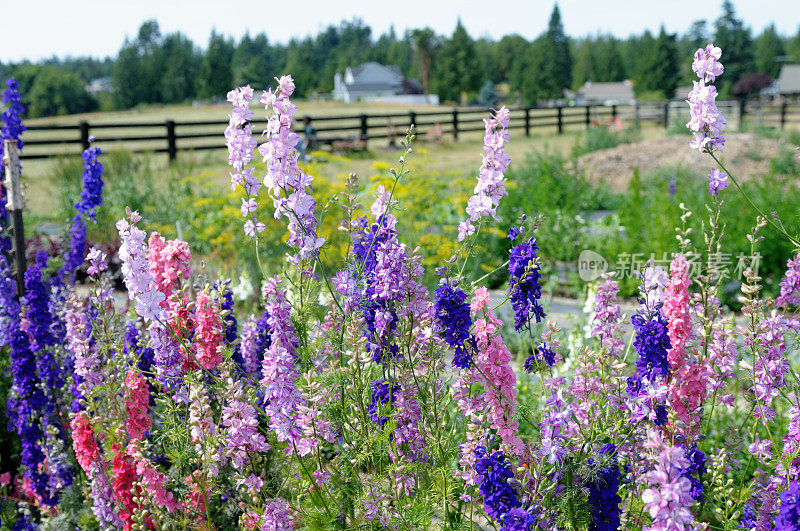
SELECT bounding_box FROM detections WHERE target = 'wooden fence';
[18,100,800,162]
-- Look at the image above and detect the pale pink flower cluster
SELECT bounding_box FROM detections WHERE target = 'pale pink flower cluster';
[590,277,625,358]
[470,286,525,456]
[225,86,262,237]
[132,443,181,513]
[458,107,511,241]
[194,289,223,370]
[452,371,485,485]
[641,428,695,530]
[117,209,165,321]
[188,383,224,478]
[259,76,324,260]
[147,232,191,309]
[686,43,726,152]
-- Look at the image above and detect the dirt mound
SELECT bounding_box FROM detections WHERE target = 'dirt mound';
[576,133,780,192]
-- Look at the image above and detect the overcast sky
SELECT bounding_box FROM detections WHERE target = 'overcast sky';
[2,0,799,62]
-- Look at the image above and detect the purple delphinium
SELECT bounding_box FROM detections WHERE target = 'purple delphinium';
[0,255,20,344]
[508,236,546,332]
[1,78,26,250]
[501,507,537,531]
[626,310,671,427]
[59,214,87,283]
[24,252,61,390]
[707,168,728,196]
[682,445,707,502]
[434,280,476,369]
[474,445,522,520]
[523,342,556,373]
[74,146,104,219]
[125,321,154,375]
[368,379,399,426]
[587,443,622,531]
[241,312,271,379]
[216,281,244,371]
[775,481,800,530]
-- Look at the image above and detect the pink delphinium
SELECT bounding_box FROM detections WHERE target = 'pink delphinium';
[124,370,152,440]
[470,286,525,456]
[259,75,324,261]
[147,232,192,309]
[776,253,800,308]
[686,43,726,152]
[194,289,224,370]
[458,107,511,241]
[70,412,98,471]
[664,255,707,437]
[131,442,180,513]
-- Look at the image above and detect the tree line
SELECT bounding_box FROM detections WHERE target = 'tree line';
[2,0,800,117]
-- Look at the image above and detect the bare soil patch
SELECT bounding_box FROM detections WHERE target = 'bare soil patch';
[577,133,781,192]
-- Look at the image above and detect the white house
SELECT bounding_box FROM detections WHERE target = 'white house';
[774,64,800,98]
[565,80,636,106]
[333,62,438,105]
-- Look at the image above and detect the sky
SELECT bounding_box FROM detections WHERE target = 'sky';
[2,0,799,62]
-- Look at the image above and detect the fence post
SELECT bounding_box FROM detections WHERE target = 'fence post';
[738,99,746,129]
[2,140,25,296]
[781,102,787,129]
[79,121,91,151]
[634,102,640,128]
[166,120,177,163]
[585,105,591,128]
[359,114,368,147]
[524,107,531,137]
[452,109,459,141]
[557,106,563,134]
[611,104,617,120]
[409,111,417,130]
[663,102,670,129]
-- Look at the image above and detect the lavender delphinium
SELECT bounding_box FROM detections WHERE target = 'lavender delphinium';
[776,253,800,308]
[587,443,622,531]
[508,236,546,332]
[686,44,726,153]
[434,280,475,368]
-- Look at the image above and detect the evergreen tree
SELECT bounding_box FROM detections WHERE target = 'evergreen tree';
[199,29,234,99]
[714,0,754,95]
[160,32,200,103]
[543,4,572,93]
[494,34,529,84]
[789,26,800,62]
[754,24,784,78]
[634,27,680,99]
[411,28,440,95]
[571,39,595,89]
[593,35,625,82]
[431,19,479,103]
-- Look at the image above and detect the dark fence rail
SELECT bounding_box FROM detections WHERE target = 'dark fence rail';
[18,100,800,162]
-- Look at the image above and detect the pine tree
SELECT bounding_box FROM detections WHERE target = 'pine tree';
[714,0,754,96]
[431,19,479,103]
[199,30,234,99]
[754,24,784,78]
[544,4,572,94]
[634,27,679,99]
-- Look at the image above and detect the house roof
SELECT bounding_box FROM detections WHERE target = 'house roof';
[348,62,403,83]
[776,64,800,94]
[577,80,635,101]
